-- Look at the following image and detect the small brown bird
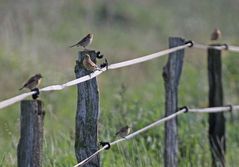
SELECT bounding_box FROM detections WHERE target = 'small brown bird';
[211,28,222,41]
[115,125,131,138]
[19,73,43,91]
[70,33,94,49]
[83,54,101,72]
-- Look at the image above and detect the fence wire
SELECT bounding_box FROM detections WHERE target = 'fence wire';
[73,105,239,167]
[73,108,186,167]
[0,43,190,110]
[228,45,239,52]
[193,42,239,52]
[1,41,239,110]
[193,43,227,50]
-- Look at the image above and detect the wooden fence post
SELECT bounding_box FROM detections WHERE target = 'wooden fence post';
[208,45,225,167]
[163,37,185,167]
[74,50,100,167]
[17,100,44,167]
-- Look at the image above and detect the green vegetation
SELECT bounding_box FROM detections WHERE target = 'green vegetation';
[0,0,239,166]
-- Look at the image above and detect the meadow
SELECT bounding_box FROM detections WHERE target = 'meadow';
[0,0,239,166]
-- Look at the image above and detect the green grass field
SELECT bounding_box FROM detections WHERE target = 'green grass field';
[0,0,239,166]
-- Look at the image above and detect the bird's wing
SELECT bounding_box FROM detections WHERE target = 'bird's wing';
[79,37,86,44]
[70,37,86,47]
[115,128,124,135]
[210,33,215,40]
[122,126,128,130]
[118,127,127,133]
[88,59,97,67]
[23,76,36,87]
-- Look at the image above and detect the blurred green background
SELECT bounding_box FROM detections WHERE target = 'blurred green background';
[0,0,239,166]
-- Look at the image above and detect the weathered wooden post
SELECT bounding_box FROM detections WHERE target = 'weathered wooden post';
[17,100,44,167]
[208,45,225,167]
[163,37,185,167]
[74,50,100,167]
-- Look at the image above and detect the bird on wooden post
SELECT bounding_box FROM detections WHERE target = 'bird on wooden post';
[70,33,94,50]
[19,73,43,91]
[115,125,131,138]
[211,28,222,41]
[83,54,101,72]
[19,73,43,99]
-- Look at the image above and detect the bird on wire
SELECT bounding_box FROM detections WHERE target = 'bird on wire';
[83,54,101,72]
[19,73,43,91]
[70,33,94,50]
[211,28,221,41]
[115,125,131,139]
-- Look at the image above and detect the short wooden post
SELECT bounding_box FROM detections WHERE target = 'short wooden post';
[17,100,44,167]
[208,45,225,167]
[74,50,100,167]
[163,37,185,167]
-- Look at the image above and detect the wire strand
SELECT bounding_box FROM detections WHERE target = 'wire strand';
[193,43,226,50]
[1,41,239,109]
[73,105,239,167]
[193,42,239,52]
[108,44,190,70]
[188,105,239,113]
[227,45,239,52]
[73,146,107,167]
[0,43,190,110]
[73,108,186,167]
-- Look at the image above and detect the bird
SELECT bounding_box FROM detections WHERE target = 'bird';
[70,33,94,49]
[211,28,222,41]
[115,125,131,138]
[83,54,101,72]
[19,73,43,91]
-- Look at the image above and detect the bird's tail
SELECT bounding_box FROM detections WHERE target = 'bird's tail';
[69,43,78,48]
[19,87,24,91]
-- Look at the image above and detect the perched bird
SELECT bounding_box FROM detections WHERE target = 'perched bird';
[115,125,131,138]
[211,28,222,41]
[83,54,101,72]
[19,73,43,91]
[70,33,94,49]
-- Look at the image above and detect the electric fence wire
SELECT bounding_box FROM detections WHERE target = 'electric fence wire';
[0,43,191,110]
[73,105,239,167]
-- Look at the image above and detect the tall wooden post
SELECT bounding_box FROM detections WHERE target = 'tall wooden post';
[163,37,185,167]
[208,46,225,167]
[74,50,100,167]
[17,100,44,167]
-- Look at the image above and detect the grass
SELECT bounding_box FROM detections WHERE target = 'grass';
[0,0,239,166]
